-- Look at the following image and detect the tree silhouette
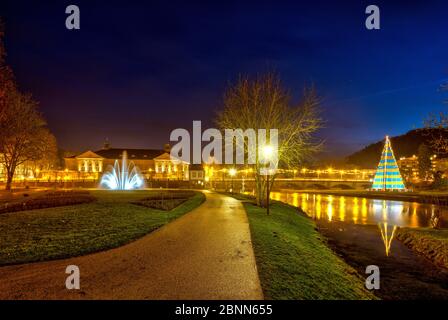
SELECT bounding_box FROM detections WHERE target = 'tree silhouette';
[216,73,323,207]
[0,18,57,190]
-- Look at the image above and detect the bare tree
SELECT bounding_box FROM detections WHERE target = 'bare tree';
[417,143,432,181]
[216,73,323,207]
[424,81,448,153]
[0,18,57,190]
[0,22,13,124]
[0,19,16,155]
[0,89,57,190]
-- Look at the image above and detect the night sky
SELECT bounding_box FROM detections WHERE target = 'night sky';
[1,0,447,158]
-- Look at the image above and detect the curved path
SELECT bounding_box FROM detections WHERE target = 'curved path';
[0,192,263,300]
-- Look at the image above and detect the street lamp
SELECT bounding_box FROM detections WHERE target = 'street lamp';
[229,168,237,193]
[263,145,273,215]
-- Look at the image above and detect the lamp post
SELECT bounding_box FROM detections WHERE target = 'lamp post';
[229,168,237,193]
[263,145,273,215]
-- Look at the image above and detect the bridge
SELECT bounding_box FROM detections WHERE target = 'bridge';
[210,178,373,191]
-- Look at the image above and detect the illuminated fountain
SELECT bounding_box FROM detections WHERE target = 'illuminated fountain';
[100,151,144,190]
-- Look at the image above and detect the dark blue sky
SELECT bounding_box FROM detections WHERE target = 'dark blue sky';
[1,0,447,158]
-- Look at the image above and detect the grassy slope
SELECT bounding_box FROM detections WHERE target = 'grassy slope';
[0,190,205,266]
[244,201,375,300]
[397,228,448,269]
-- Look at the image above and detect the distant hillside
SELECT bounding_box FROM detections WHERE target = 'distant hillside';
[346,129,448,168]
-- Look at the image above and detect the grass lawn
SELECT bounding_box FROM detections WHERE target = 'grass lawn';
[0,190,205,266]
[397,227,448,269]
[243,200,375,300]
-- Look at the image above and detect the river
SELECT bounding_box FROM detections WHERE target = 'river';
[270,191,448,299]
[271,191,448,228]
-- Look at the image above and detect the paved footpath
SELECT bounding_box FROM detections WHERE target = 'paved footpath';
[0,192,263,300]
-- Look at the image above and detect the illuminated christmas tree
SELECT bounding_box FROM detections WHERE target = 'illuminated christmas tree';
[371,136,406,191]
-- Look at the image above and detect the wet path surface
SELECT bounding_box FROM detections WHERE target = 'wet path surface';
[0,192,263,300]
[317,220,448,299]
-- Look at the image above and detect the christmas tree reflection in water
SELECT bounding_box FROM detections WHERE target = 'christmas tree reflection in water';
[378,222,397,256]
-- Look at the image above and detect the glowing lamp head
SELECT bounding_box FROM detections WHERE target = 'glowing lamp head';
[229,168,237,177]
[263,145,274,159]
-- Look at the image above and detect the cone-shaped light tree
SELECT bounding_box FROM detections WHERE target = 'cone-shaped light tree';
[371,136,406,191]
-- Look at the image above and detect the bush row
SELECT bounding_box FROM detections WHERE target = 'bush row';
[0,194,96,214]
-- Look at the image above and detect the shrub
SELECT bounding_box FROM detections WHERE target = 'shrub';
[0,192,95,214]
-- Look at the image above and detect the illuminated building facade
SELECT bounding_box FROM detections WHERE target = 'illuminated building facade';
[64,143,189,180]
[397,154,448,182]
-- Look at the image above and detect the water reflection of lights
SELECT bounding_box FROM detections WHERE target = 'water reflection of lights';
[316,195,322,220]
[339,197,345,221]
[411,203,418,228]
[361,198,368,224]
[382,201,388,221]
[292,193,299,208]
[353,197,359,224]
[327,201,333,222]
[274,192,447,228]
[372,200,404,225]
[301,194,308,213]
[378,222,398,256]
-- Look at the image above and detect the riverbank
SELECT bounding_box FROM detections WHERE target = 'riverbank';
[279,188,448,205]
[241,199,374,299]
[397,228,448,269]
[317,220,448,299]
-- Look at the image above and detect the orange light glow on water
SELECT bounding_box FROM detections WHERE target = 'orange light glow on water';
[272,192,280,201]
[353,197,359,224]
[274,192,446,228]
[410,206,418,228]
[292,193,299,207]
[327,201,333,222]
[339,196,345,221]
[316,195,322,219]
[301,195,308,212]
[362,198,368,224]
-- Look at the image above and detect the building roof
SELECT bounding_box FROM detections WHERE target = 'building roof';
[94,148,165,160]
[65,148,166,160]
